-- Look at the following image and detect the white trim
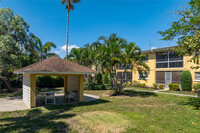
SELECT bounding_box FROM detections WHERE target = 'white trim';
[194,80,200,82]
[14,71,98,75]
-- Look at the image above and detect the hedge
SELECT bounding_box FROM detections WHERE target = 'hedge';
[180,71,192,91]
[84,84,106,90]
[36,76,64,88]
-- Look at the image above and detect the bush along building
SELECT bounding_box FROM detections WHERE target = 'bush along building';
[116,46,200,90]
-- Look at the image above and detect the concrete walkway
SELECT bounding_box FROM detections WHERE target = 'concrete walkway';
[125,88,198,97]
[0,93,100,112]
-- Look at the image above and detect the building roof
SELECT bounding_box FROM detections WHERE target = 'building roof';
[142,46,176,53]
[14,56,98,75]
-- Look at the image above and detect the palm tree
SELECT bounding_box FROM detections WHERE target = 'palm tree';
[98,33,126,88]
[120,42,149,92]
[68,47,83,65]
[61,0,80,59]
[34,37,57,61]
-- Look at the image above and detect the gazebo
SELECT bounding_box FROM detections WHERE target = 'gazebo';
[14,56,98,108]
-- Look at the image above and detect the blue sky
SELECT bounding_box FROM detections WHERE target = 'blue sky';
[1,0,189,58]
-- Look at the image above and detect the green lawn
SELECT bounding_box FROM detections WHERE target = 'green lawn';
[126,86,157,91]
[159,90,198,96]
[0,90,200,133]
[0,91,22,98]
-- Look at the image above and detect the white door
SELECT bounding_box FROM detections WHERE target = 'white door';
[165,72,172,88]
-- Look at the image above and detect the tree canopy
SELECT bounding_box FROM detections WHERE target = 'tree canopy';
[158,0,200,66]
[69,33,149,94]
[0,8,57,91]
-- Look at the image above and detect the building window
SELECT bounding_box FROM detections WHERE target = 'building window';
[156,51,183,68]
[117,64,131,70]
[143,55,149,62]
[117,72,132,81]
[138,72,148,80]
[195,72,200,81]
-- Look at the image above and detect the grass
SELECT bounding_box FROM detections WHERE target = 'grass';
[126,86,157,91]
[0,91,22,98]
[36,87,64,94]
[159,90,198,96]
[0,90,200,133]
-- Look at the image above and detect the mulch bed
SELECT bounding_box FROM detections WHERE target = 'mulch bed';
[0,88,22,93]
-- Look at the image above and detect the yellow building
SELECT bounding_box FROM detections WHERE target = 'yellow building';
[116,46,200,88]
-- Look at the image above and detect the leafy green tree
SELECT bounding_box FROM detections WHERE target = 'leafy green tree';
[0,8,36,91]
[96,73,102,85]
[158,0,200,67]
[61,0,80,59]
[103,73,109,84]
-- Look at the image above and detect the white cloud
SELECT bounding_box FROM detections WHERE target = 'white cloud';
[53,51,59,54]
[151,47,157,49]
[60,44,80,53]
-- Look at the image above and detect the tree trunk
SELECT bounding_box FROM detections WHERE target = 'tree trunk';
[66,9,70,60]
[0,70,12,92]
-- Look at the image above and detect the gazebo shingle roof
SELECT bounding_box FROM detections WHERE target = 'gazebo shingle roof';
[14,56,97,74]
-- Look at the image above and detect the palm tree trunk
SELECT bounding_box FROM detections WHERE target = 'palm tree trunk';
[66,9,70,59]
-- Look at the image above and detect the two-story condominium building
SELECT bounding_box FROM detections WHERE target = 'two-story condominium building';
[116,46,200,88]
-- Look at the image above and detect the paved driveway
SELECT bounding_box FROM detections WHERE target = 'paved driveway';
[0,94,100,112]
[0,97,29,112]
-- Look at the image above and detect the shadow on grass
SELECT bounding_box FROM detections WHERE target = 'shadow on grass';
[118,90,158,98]
[0,99,109,133]
[181,97,200,110]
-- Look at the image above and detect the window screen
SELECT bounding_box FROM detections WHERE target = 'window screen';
[172,71,181,83]
[169,52,183,61]
[143,55,149,62]
[139,72,148,79]
[169,62,183,68]
[126,72,132,81]
[156,71,165,83]
[195,72,200,81]
[117,72,122,80]
[156,63,168,68]
[156,52,168,62]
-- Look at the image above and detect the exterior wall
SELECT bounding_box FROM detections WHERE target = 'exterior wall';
[132,52,156,87]
[23,74,36,108]
[67,75,80,93]
[23,74,31,108]
[64,74,84,102]
[116,51,200,88]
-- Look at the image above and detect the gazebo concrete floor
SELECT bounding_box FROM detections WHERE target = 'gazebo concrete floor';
[0,94,100,112]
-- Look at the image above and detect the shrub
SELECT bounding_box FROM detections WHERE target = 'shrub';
[169,83,180,91]
[132,82,141,87]
[84,84,106,90]
[141,83,146,88]
[159,84,164,89]
[36,76,64,88]
[168,83,173,90]
[117,81,121,85]
[152,83,157,89]
[126,81,132,86]
[173,83,180,91]
[193,83,200,91]
[180,71,192,91]
[96,73,102,85]
[103,73,109,84]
